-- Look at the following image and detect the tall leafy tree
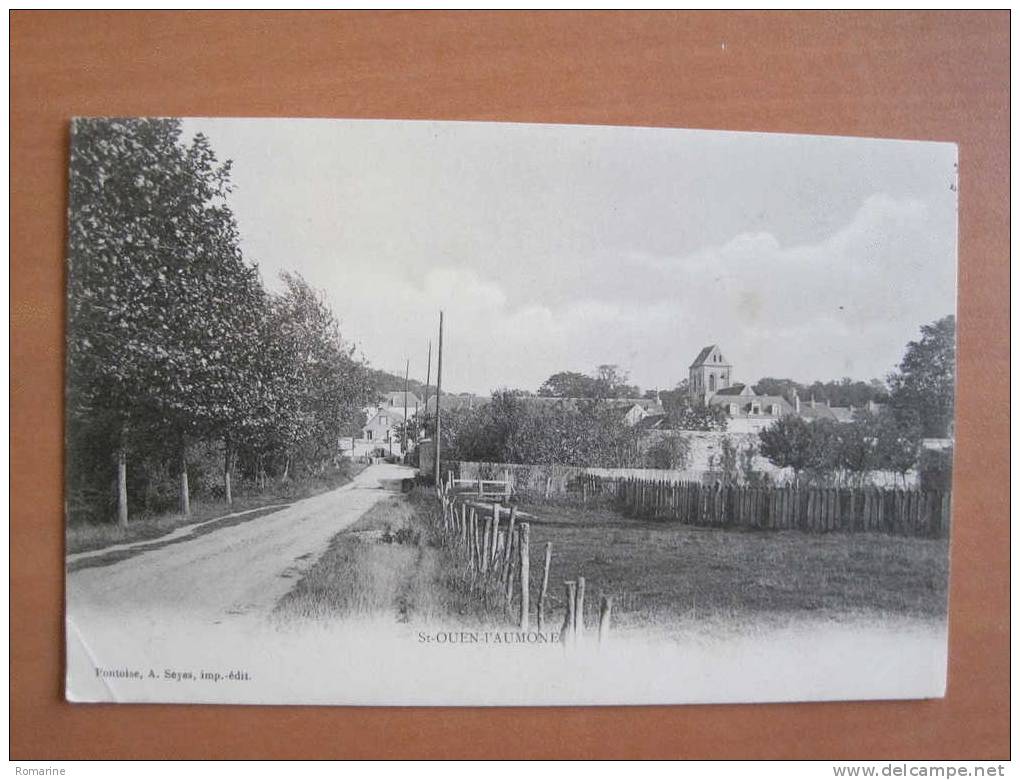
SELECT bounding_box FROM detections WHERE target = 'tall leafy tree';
[873,410,923,484]
[67,118,257,521]
[267,273,371,480]
[593,364,641,399]
[758,416,827,486]
[537,365,640,399]
[537,371,600,398]
[888,315,956,438]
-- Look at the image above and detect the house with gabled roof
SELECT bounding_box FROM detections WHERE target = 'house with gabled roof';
[380,390,421,412]
[362,407,406,455]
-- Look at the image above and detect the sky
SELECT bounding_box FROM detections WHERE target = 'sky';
[181,118,957,395]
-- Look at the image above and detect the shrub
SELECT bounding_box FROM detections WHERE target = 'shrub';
[919,446,954,491]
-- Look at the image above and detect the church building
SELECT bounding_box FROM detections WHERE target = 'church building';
[688,344,733,399]
[688,344,852,433]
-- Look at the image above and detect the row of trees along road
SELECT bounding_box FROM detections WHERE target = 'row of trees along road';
[67,118,371,526]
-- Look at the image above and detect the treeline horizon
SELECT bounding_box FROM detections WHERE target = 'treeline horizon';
[418,363,909,410]
[422,347,942,419]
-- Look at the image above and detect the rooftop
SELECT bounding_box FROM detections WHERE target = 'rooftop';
[690,344,732,369]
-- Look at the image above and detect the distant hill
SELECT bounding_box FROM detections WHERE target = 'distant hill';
[364,365,479,407]
[365,367,428,398]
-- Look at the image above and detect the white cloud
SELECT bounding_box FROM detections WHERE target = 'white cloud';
[184,119,956,395]
[321,193,954,394]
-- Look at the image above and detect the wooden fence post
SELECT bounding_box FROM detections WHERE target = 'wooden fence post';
[518,523,531,630]
[504,530,517,606]
[491,503,501,563]
[503,506,518,580]
[468,508,478,571]
[561,581,576,644]
[472,508,482,568]
[574,576,586,642]
[481,514,492,574]
[598,595,613,645]
[537,541,552,633]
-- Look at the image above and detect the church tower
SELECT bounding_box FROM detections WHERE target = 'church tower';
[689,345,732,401]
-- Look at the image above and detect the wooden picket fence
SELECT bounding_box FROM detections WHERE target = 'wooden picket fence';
[432,473,614,644]
[616,478,951,538]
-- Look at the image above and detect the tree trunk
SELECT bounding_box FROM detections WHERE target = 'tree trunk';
[223,435,233,506]
[179,433,190,516]
[258,453,267,491]
[282,453,291,483]
[116,427,129,527]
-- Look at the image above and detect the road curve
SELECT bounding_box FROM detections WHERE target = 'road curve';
[66,462,416,628]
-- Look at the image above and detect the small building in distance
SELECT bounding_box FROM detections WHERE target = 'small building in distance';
[362,407,406,456]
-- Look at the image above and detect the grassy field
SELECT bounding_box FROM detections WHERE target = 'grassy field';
[520,500,950,638]
[66,464,367,555]
[273,489,507,628]
[272,489,949,640]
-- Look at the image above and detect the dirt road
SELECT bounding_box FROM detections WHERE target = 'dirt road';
[66,462,416,628]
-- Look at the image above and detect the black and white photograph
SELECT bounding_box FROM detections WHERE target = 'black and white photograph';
[64,117,957,706]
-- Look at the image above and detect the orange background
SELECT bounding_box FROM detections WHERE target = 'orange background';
[10,11,1009,759]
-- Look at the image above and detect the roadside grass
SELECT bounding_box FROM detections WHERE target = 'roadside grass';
[66,463,367,555]
[520,502,950,639]
[273,489,507,628]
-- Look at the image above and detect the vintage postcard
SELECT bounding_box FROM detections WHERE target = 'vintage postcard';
[65,118,957,705]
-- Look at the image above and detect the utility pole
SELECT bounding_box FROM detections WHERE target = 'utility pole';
[433,311,444,485]
[402,358,409,456]
[422,339,432,434]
